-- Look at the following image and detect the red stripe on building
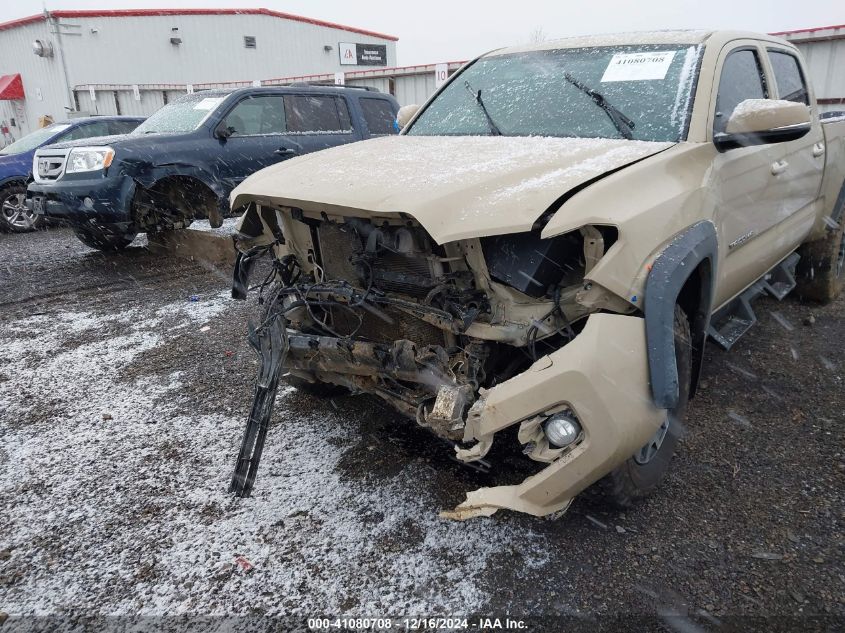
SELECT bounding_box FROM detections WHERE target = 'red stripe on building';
[770,24,845,36]
[0,8,399,41]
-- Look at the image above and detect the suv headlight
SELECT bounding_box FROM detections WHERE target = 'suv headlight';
[66,147,115,173]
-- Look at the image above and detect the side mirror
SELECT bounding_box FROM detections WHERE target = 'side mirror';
[714,99,811,152]
[396,104,420,131]
[215,121,233,140]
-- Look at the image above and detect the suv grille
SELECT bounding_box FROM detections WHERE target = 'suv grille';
[33,149,69,183]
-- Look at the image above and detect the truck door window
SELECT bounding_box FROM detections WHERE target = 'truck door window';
[359,98,398,135]
[714,49,767,134]
[767,50,809,105]
[283,95,352,134]
[222,96,286,136]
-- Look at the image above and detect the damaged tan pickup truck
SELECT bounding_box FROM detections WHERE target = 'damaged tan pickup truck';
[226,30,845,519]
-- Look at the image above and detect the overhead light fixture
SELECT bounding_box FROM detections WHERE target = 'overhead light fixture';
[32,39,54,57]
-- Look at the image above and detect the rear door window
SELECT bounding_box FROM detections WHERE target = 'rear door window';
[222,95,287,136]
[768,50,809,104]
[359,98,397,136]
[283,95,352,133]
[714,48,768,134]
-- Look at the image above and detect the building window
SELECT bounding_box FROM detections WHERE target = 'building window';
[244,36,257,49]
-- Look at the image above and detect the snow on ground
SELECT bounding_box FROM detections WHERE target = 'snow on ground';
[188,218,239,237]
[0,294,549,617]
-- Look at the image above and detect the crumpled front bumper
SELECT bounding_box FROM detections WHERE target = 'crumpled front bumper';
[26,175,135,225]
[283,312,665,519]
[445,313,666,519]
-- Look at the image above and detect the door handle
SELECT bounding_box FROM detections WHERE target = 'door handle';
[274,147,298,156]
[771,160,789,176]
[812,142,826,158]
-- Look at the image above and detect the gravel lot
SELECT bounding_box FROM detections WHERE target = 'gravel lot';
[0,227,843,631]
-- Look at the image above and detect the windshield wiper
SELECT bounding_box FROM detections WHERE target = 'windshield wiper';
[464,80,502,136]
[563,72,635,140]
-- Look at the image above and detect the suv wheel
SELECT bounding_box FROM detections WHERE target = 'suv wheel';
[0,183,41,233]
[596,304,691,508]
[73,224,138,251]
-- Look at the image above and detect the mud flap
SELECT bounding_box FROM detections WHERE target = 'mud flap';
[229,310,288,497]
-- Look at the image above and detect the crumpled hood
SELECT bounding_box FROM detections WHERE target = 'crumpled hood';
[231,135,673,244]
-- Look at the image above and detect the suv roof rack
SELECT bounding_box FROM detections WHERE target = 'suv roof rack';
[286,81,380,92]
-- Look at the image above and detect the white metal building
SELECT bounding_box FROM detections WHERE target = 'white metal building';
[0,8,397,138]
[67,60,468,123]
[771,23,845,114]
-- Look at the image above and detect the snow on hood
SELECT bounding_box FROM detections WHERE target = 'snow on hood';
[231,135,674,244]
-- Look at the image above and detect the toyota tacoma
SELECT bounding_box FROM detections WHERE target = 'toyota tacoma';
[227,30,845,519]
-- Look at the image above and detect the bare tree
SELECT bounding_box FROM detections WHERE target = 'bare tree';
[529,27,546,44]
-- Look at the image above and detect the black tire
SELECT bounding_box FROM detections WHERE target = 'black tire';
[0,183,42,233]
[285,374,348,398]
[73,224,138,251]
[795,192,845,303]
[597,304,692,508]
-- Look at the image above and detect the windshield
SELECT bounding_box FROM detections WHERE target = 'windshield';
[408,45,701,142]
[0,124,71,155]
[132,93,227,134]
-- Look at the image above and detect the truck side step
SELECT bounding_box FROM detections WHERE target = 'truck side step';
[707,285,761,350]
[759,252,800,300]
[707,253,800,350]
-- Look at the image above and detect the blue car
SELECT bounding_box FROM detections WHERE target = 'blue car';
[0,116,144,232]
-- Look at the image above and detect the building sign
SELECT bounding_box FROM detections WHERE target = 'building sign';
[339,42,387,66]
[435,63,449,89]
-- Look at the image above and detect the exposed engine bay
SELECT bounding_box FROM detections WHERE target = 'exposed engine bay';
[229,203,665,519]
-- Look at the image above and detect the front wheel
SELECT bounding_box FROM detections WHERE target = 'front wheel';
[73,224,138,251]
[597,304,691,508]
[0,183,42,233]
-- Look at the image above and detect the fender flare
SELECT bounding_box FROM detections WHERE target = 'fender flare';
[645,221,718,409]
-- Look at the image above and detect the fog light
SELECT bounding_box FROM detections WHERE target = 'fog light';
[544,412,581,448]
[83,197,95,210]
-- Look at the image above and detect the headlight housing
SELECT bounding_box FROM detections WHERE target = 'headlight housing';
[66,147,115,173]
